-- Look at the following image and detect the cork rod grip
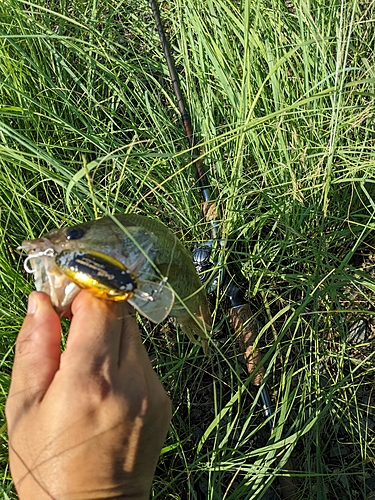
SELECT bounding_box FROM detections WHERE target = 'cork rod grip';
[229,304,265,386]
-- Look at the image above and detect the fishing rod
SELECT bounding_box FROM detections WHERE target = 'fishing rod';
[149,0,218,241]
[148,6,302,497]
[149,0,273,426]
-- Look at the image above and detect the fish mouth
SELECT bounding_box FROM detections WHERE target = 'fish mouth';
[17,237,61,255]
[18,237,81,315]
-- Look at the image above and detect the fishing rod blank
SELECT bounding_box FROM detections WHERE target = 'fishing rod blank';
[149,0,273,425]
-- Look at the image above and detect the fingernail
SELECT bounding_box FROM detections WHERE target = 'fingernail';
[27,294,37,315]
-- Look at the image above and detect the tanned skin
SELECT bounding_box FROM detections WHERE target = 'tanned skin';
[6,291,171,500]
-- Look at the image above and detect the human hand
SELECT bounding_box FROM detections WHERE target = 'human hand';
[6,291,172,500]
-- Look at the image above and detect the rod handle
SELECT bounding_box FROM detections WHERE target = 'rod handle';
[229,304,265,386]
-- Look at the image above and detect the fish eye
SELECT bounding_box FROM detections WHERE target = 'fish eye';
[66,227,85,240]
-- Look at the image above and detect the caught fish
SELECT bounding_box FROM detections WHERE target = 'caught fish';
[19,214,211,350]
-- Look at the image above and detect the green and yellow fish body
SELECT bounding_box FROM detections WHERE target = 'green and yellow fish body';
[20,214,211,350]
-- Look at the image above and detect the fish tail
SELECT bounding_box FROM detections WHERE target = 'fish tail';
[178,305,212,354]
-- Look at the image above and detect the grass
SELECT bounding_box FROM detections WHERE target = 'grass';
[1,0,375,498]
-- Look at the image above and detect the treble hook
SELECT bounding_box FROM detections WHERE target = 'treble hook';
[23,248,55,274]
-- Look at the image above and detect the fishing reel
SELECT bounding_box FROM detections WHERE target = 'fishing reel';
[192,241,246,308]
[192,242,214,281]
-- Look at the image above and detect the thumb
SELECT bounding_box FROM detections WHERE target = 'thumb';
[7,292,61,414]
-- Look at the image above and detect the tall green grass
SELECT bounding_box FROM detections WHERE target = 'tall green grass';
[1,0,375,498]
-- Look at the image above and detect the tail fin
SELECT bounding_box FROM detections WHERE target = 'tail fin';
[178,304,211,354]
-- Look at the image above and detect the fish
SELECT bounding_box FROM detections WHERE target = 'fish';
[19,214,211,351]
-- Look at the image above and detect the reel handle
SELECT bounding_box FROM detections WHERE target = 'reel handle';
[229,303,265,386]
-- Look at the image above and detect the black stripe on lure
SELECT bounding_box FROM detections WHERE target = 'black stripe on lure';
[56,250,137,301]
